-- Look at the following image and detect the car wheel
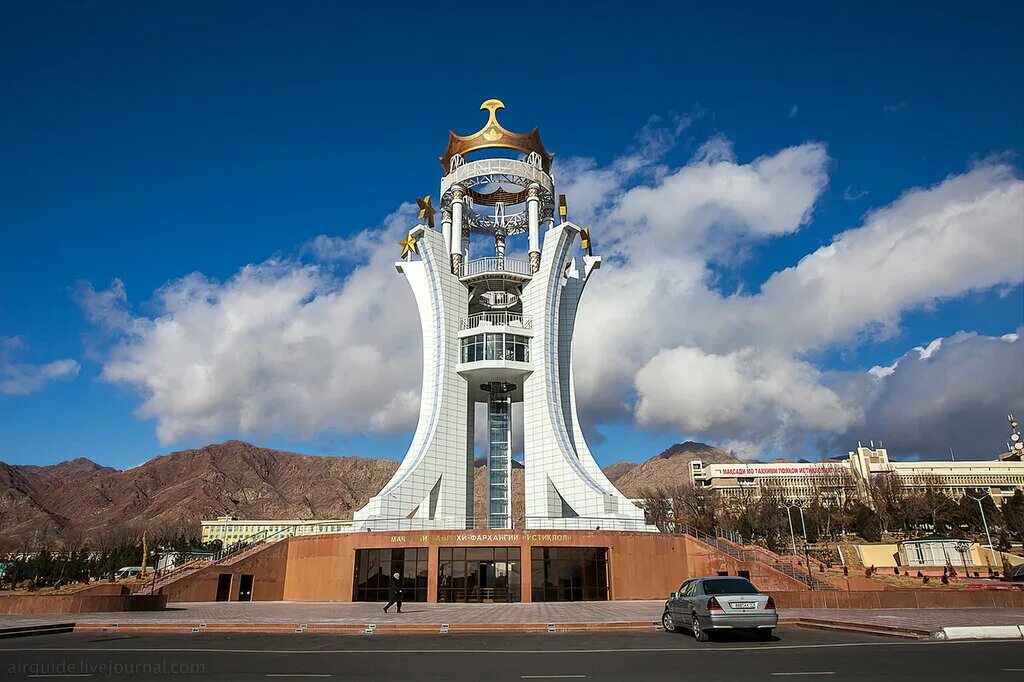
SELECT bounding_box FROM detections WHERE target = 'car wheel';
[662,610,677,633]
[756,628,773,641]
[692,613,709,642]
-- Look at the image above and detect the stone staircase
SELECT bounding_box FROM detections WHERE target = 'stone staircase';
[680,526,838,591]
[136,528,294,596]
[135,560,212,595]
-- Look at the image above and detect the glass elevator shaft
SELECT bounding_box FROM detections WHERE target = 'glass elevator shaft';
[486,384,513,529]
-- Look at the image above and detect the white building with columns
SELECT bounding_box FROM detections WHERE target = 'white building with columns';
[353,100,652,531]
[689,443,1024,504]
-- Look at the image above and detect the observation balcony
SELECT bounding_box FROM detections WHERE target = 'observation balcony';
[460,312,533,331]
[459,257,533,283]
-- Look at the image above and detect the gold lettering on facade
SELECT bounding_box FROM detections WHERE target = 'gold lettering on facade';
[382,532,582,545]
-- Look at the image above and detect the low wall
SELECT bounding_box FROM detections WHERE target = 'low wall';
[0,594,167,615]
[161,540,289,603]
[825,577,891,591]
[774,589,1024,609]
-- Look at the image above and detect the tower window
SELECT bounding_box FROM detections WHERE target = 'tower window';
[461,333,530,363]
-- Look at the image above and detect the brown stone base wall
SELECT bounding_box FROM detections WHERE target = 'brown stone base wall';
[162,540,289,603]
[682,539,810,593]
[773,590,1024,609]
[0,594,166,615]
[281,530,703,602]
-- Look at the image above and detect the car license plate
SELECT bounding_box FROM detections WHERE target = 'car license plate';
[731,602,756,609]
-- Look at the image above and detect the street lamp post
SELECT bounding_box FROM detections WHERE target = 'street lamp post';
[796,501,808,543]
[781,500,800,557]
[966,492,997,568]
[803,541,815,589]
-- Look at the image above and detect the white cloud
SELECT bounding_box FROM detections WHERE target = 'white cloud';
[564,138,832,424]
[708,162,1024,354]
[914,338,943,360]
[0,337,80,395]
[607,138,830,262]
[77,205,423,445]
[831,329,1024,458]
[634,346,856,443]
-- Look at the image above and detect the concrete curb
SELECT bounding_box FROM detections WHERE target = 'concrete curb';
[934,625,1024,640]
[72,620,665,636]
[781,617,930,640]
[0,623,76,639]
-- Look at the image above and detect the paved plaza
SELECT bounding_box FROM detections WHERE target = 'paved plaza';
[4,601,1024,635]
[0,600,664,629]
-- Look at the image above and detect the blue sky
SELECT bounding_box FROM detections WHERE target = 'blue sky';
[2,2,1022,468]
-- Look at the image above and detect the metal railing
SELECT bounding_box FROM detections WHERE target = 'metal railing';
[135,526,299,595]
[675,525,837,591]
[209,526,297,563]
[461,257,532,278]
[460,312,533,330]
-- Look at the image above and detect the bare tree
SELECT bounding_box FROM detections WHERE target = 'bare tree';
[667,482,720,535]
[808,465,855,541]
[906,474,957,533]
[869,472,907,535]
[638,487,671,532]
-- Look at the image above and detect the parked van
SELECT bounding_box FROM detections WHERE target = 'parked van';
[114,566,153,580]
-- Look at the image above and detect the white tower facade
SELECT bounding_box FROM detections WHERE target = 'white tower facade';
[354,101,652,531]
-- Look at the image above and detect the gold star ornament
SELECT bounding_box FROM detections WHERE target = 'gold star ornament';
[399,233,418,259]
[580,226,593,256]
[416,195,436,228]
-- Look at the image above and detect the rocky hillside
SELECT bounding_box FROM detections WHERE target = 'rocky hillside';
[602,461,639,483]
[609,441,740,497]
[0,441,398,543]
[472,459,526,524]
[0,439,737,544]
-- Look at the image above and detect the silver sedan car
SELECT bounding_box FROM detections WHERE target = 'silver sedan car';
[662,576,778,641]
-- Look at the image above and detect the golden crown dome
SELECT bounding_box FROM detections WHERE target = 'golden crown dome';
[440,99,554,173]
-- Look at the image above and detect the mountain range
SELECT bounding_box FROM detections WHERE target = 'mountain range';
[0,440,738,544]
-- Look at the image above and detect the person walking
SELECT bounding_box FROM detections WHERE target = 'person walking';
[383,572,403,613]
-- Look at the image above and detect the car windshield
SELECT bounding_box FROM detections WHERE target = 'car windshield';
[702,578,759,595]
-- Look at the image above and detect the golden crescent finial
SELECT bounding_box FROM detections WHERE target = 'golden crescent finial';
[480,99,506,128]
[440,99,553,172]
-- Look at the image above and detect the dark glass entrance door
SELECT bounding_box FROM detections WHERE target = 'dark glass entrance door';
[237,574,254,602]
[215,574,231,602]
[438,547,521,602]
[480,561,496,599]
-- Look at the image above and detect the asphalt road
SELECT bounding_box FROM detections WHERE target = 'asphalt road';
[0,628,1021,681]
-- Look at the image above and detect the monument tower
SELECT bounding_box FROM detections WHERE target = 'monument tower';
[354,101,651,531]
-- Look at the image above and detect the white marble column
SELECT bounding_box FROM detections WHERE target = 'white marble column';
[441,207,452,254]
[450,185,465,275]
[527,183,541,273]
